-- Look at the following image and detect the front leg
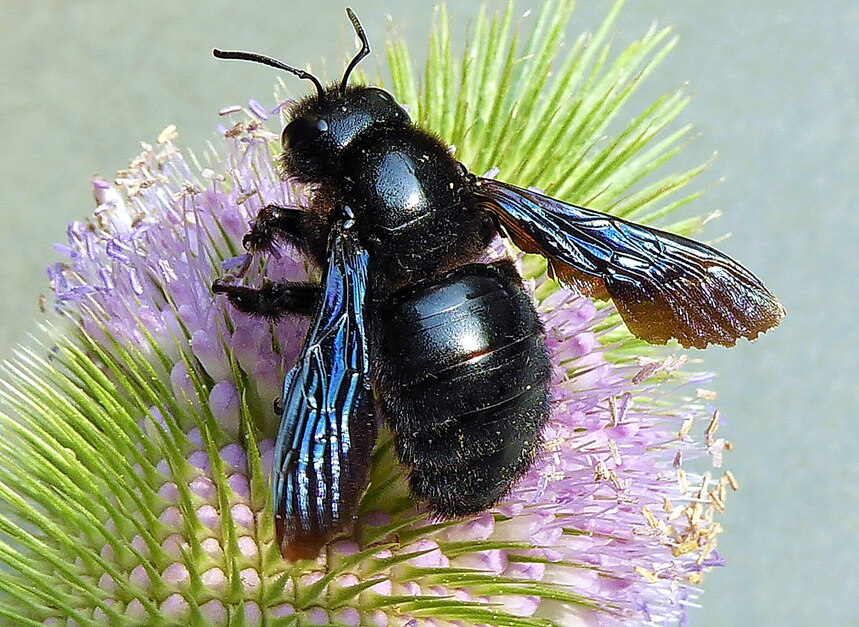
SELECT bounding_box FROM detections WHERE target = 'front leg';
[243,204,305,254]
[218,203,310,285]
[212,280,320,319]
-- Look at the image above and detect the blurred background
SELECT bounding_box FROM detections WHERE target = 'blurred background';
[1,1,856,624]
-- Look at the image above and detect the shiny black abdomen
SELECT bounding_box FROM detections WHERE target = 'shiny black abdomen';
[373,261,551,516]
[342,126,495,290]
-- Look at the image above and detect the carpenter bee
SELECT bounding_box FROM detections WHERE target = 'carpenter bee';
[212,9,783,561]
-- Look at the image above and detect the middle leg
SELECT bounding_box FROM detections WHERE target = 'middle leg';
[212,280,320,319]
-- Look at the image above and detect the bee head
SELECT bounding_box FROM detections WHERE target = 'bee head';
[214,8,409,181]
[281,85,408,179]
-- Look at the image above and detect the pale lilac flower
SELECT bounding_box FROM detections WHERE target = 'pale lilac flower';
[14,114,728,625]
[0,3,740,624]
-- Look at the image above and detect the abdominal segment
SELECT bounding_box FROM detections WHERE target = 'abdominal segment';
[374,261,551,516]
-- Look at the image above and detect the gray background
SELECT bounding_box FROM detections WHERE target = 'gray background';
[1,1,856,624]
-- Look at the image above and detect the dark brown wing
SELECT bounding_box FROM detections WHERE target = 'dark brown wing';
[471,178,784,349]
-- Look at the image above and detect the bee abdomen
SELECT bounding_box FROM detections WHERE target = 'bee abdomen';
[375,261,551,516]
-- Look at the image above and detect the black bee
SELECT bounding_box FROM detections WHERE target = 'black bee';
[212,9,783,561]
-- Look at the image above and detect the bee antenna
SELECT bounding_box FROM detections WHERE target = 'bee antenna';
[213,49,326,102]
[340,8,370,96]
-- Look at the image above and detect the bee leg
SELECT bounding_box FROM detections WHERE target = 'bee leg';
[212,280,320,319]
[243,204,306,254]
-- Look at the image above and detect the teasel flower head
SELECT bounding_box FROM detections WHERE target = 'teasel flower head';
[1,1,738,624]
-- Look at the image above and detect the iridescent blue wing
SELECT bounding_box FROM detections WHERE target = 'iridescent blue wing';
[472,178,784,349]
[271,215,375,561]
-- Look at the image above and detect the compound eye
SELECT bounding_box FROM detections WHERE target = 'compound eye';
[281,116,329,150]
